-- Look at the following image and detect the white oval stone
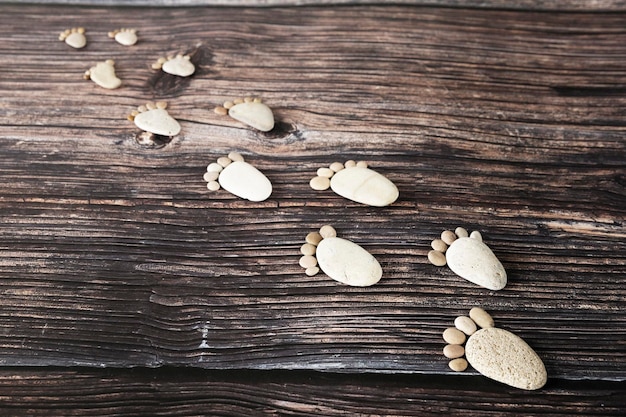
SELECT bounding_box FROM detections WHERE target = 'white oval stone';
[315,237,382,287]
[228,102,275,132]
[445,237,506,290]
[465,327,547,390]
[161,55,195,77]
[329,167,398,207]
[218,160,272,202]
[115,31,137,46]
[65,32,86,49]
[133,108,181,136]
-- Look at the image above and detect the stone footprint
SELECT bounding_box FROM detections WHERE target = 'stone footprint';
[203,152,272,202]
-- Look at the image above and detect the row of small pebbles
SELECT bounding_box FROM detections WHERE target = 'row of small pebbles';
[299,225,337,276]
[309,160,368,191]
[443,307,493,372]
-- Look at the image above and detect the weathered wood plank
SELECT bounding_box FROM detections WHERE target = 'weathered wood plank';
[0,3,625,386]
[0,369,624,416]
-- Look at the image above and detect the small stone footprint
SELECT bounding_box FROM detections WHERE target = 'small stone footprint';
[59,27,86,49]
[214,97,275,132]
[428,227,507,290]
[84,59,121,89]
[310,160,398,207]
[108,28,138,46]
[443,307,547,390]
[152,53,195,77]
[204,152,272,202]
[128,102,181,137]
[299,225,382,287]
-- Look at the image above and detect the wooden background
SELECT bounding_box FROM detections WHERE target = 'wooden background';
[0,2,625,415]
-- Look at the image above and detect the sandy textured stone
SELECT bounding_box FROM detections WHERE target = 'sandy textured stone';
[329,166,398,207]
[445,237,507,290]
[133,108,181,136]
[465,327,547,390]
[86,60,121,89]
[228,101,275,132]
[217,161,272,202]
[315,237,382,287]
[469,307,495,329]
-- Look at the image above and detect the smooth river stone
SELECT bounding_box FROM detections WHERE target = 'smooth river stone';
[228,102,275,132]
[315,237,382,287]
[465,327,547,390]
[445,237,507,290]
[88,61,121,89]
[218,160,272,202]
[330,166,398,207]
[133,108,181,136]
[161,55,195,77]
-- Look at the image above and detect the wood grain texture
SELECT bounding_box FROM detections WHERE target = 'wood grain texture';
[0,3,625,414]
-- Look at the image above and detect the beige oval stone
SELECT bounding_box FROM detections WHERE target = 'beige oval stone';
[218,161,272,202]
[305,232,323,246]
[442,327,466,345]
[228,151,244,162]
[206,181,220,191]
[446,237,507,290]
[114,30,137,46]
[317,167,334,178]
[427,250,446,267]
[65,32,86,49]
[300,243,317,256]
[431,239,447,252]
[315,237,382,287]
[470,230,483,242]
[299,255,317,268]
[203,171,219,182]
[469,307,494,329]
[330,166,398,207]
[443,344,465,359]
[329,162,344,172]
[448,358,468,372]
[228,101,274,132]
[454,316,477,336]
[310,176,331,191]
[455,227,469,238]
[305,266,320,276]
[319,225,336,239]
[207,163,223,173]
[87,60,121,89]
[465,327,547,390]
[133,108,181,136]
[441,230,457,245]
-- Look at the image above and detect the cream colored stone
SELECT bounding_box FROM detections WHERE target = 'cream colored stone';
[305,266,320,276]
[315,237,382,287]
[228,101,275,132]
[329,162,344,172]
[203,171,219,182]
[306,232,323,246]
[455,227,469,238]
[448,358,468,372]
[217,160,272,202]
[161,54,195,77]
[465,327,547,390]
[441,230,457,245]
[454,316,477,336]
[470,230,483,242]
[317,167,335,178]
[299,255,317,268]
[446,237,507,290]
[109,28,137,46]
[228,152,244,162]
[319,225,336,239]
[427,250,446,267]
[132,106,181,136]
[310,176,331,191]
[85,59,121,89]
[442,327,466,345]
[60,28,86,49]
[431,239,448,252]
[443,344,464,359]
[206,181,220,191]
[207,163,223,173]
[300,243,317,256]
[469,307,494,329]
[330,166,398,207]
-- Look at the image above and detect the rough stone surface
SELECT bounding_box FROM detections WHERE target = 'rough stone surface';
[465,327,547,390]
[315,237,382,287]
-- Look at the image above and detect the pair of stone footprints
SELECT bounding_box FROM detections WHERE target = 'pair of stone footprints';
[60,27,196,89]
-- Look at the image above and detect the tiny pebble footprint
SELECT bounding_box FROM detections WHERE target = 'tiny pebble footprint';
[108,28,138,46]
[214,97,275,132]
[428,227,507,290]
[299,225,382,287]
[84,59,121,89]
[128,102,181,137]
[59,27,86,49]
[310,160,398,207]
[204,152,272,202]
[152,53,195,77]
[442,307,547,390]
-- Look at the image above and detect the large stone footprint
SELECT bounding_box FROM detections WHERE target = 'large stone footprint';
[443,307,547,390]
[299,225,382,287]
[203,152,272,202]
[214,97,275,132]
[84,59,121,89]
[309,160,398,207]
[128,102,181,137]
[427,227,507,290]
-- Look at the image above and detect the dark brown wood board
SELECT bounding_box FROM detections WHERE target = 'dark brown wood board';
[0,3,625,415]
